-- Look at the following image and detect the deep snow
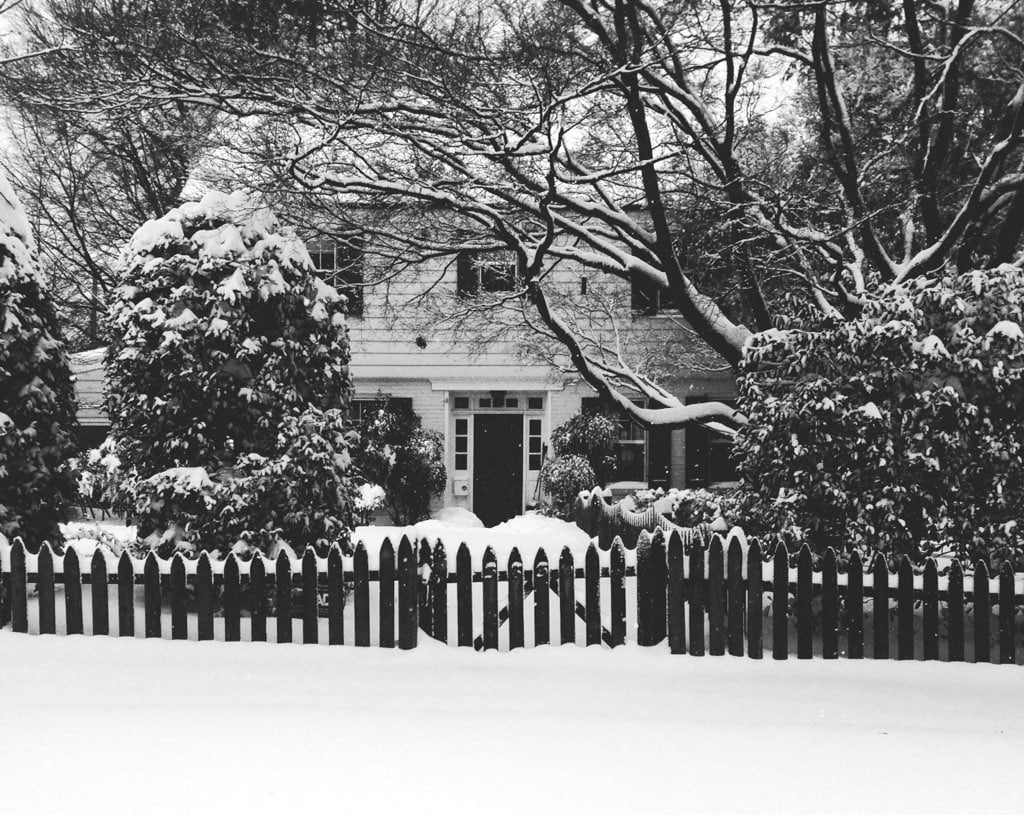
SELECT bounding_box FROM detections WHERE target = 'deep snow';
[1,632,1022,815]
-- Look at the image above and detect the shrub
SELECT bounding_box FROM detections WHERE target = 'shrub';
[735,263,1024,567]
[0,168,79,548]
[352,397,446,524]
[541,454,595,519]
[669,488,726,528]
[107,191,354,554]
[550,410,618,485]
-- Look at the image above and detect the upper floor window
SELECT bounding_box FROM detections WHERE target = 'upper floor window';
[631,277,681,315]
[309,235,364,316]
[456,249,521,297]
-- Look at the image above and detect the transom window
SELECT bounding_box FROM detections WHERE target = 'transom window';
[456,249,521,297]
[309,235,364,316]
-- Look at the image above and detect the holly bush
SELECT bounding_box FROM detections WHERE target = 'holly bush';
[735,263,1024,567]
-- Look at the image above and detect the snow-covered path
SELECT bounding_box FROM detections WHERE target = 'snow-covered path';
[2,632,1022,814]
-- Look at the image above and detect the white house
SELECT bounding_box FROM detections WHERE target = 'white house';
[70,234,737,527]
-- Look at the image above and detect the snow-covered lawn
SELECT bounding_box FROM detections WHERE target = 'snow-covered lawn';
[2,632,1022,815]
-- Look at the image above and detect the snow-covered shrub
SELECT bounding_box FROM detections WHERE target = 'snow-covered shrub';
[550,410,618,485]
[628,486,672,511]
[0,169,79,548]
[71,440,123,514]
[541,454,595,519]
[735,264,1024,566]
[353,483,386,525]
[107,191,354,554]
[670,488,727,528]
[352,398,446,524]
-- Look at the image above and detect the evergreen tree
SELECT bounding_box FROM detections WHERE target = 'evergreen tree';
[107,191,355,554]
[0,169,78,548]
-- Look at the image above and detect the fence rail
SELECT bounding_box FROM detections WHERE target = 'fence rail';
[2,533,1022,664]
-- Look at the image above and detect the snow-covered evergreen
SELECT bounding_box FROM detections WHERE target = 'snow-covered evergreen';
[0,169,79,548]
[107,191,354,554]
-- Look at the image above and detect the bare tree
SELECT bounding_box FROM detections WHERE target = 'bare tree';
[20,0,1024,423]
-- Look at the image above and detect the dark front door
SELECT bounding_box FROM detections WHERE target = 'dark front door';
[473,414,524,527]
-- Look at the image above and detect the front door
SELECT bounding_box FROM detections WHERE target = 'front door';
[473,414,524,527]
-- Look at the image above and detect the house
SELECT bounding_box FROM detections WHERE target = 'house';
[69,234,737,527]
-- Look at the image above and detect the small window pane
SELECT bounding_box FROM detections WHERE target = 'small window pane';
[455,454,467,470]
[529,438,541,453]
[455,437,467,453]
[455,418,468,434]
[529,454,541,470]
[529,419,542,434]
[504,397,518,408]
[528,397,543,410]
[479,398,491,408]
[454,396,469,410]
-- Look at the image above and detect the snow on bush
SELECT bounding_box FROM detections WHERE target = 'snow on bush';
[541,454,595,519]
[549,410,618,485]
[106,191,354,555]
[0,168,78,549]
[735,264,1024,566]
[351,397,446,524]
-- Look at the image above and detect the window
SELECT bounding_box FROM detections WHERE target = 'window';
[454,418,469,471]
[309,236,364,316]
[528,419,543,471]
[631,277,681,315]
[456,249,521,297]
[684,397,738,487]
[581,397,672,487]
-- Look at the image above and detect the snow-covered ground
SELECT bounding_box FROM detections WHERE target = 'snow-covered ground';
[2,632,1021,815]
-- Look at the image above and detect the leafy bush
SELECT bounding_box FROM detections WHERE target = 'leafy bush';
[551,410,618,485]
[71,440,124,514]
[735,263,1024,567]
[670,488,728,528]
[352,398,446,524]
[0,169,79,548]
[107,191,354,555]
[541,454,595,519]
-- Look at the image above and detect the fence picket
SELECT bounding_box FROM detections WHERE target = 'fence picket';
[999,563,1015,665]
[727,538,743,657]
[302,548,319,645]
[64,548,83,636]
[38,544,56,635]
[559,547,575,645]
[585,544,601,647]
[746,541,762,659]
[948,560,964,662]
[379,539,395,649]
[171,555,187,640]
[897,556,914,660]
[276,551,292,644]
[327,546,344,646]
[772,544,788,660]
[667,531,686,655]
[508,548,524,650]
[611,539,626,647]
[534,549,549,646]
[872,554,889,660]
[251,555,267,643]
[922,559,938,661]
[354,544,369,647]
[846,551,864,659]
[432,543,448,644]
[974,560,990,664]
[10,540,27,633]
[90,549,108,636]
[418,541,432,637]
[224,554,241,643]
[483,547,499,651]
[689,539,705,656]
[143,552,160,639]
[708,536,726,656]
[636,531,654,645]
[796,545,812,659]
[398,537,418,650]
[196,553,213,641]
[822,548,838,660]
[457,544,473,647]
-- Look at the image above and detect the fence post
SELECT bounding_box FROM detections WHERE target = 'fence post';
[708,536,726,656]
[117,551,135,637]
[974,559,991,664]
[999,562,1015,665]
[922,559,938,661]
[482,546,499,651]
[379,539,396,648]
[727,537,744,657]
[796,545,812,659]
[398,536,418,650]
[170,554,187,640]
[431,542,448,644]
[302,548,319,645]
[224,554,241,643]
[688,537,705,656]
[91,549,109,636]
[251,554,267,642]
[559,547,575,645]
[276,550,292,644]
[610,539,626,647]
[143,552,160,639]
[534,548,550,646]
[327,545,344,646]
[456,543,473,647]
[585,544,601,647]
[64,547,83,636]
[947,559,964,662]
[897,556,914,660]
[637,530,667,646]
[38,544,56,635]
[667,531,686,655]
[354,544,370,647]
[846,551,863,659]
[872,553,889,661]
[508,548,524,650]
[821,548,838,659]
[772,544,788,660]
[746,541,762,659]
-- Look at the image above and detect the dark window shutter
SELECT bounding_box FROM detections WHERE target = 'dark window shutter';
[648,426,672,489]
[684,396,709,487]
[456,251,478,297]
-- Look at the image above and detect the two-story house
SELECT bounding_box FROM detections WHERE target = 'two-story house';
[70,232,737,527]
